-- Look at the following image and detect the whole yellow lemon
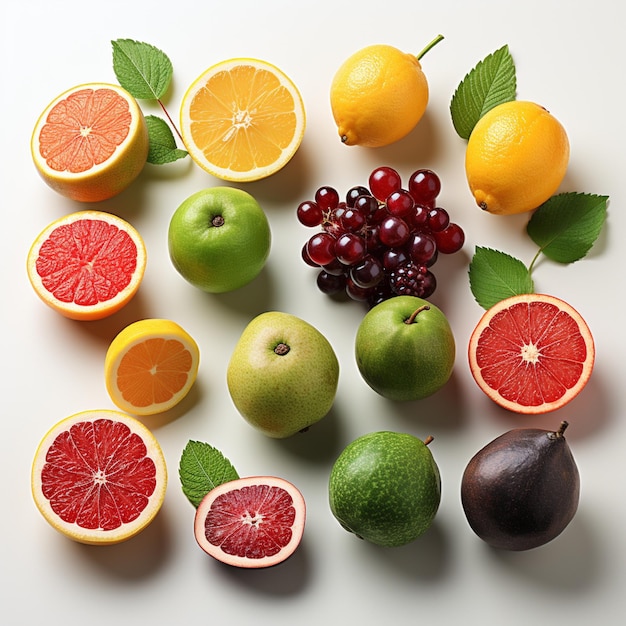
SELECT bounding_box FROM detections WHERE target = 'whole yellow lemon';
[330,36,442,148]
[465,101,570,215]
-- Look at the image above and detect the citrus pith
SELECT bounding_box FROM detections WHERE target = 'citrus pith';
[31,83,149,202]
[104,319,200,416]
[468,293,594,413]
[465,101,569,215]
[26,210,146,321]
[180,58,306,182]
[31,409,167,545]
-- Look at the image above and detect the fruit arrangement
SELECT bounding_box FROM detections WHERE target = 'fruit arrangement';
[26,36,609,564]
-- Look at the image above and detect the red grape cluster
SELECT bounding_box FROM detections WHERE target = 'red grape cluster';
[298,166,465,307]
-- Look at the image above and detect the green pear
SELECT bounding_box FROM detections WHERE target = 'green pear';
[355,295,455,401]
[227,312,339,438]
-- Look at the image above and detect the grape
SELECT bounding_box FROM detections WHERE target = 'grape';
[315,186,340,211]
[435,222,465,254]
[297,200,323,227]
[408,169,441,206]
[317,270,346,295]
[335,232,367,265]
[297,167,465,307]
[369,166,402,201]
[346,186,371,207]
[379,216,410,248]
[307,232,336,266]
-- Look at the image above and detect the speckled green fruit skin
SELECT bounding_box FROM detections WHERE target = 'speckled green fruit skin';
[227,312,340,438]
[168,187,271,293]
[355,295,455,401]
[329,431,441,547]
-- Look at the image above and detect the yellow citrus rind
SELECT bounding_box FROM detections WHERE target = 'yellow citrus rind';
[104,319,200,416]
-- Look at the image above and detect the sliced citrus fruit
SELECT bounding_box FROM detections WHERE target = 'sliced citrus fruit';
[468,293,595,414]
[194,476,306,568]
[31,83,149,202]
[26,210,146,321]
[105,319,200,416]
[180,58,306,182]
[31,409,167,545]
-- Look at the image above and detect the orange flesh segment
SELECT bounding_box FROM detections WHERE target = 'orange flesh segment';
[40,418,157,530]
[475,300,588,407]
[188,65,298,172]
[35,219,138,307]
[116,338,194,408]
[38,88,132,173]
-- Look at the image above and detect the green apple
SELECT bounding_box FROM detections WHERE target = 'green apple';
[227,311,340,438]
[329,431,441,546]
[355,295,455,401]
[168,187,271,293]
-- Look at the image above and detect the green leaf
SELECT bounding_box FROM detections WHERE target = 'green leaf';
[179,441,239,508]
[450,45,517,140]
[145,115,188,165]
[111,38,173,100]
[527,192,608,264]
[469,246,534,310]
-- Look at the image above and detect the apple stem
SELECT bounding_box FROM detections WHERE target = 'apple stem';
[405,305,430,325]
[424,435,434,446]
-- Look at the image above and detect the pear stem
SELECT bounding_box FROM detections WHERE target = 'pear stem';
[405,305,430,325]
[416,34,444,61]
[274,343,290,356]
[424,435,434,446]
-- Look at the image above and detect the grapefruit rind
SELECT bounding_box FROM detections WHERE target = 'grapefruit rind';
[194,476,306,568]
[31,409,167,545]
[31,82,149,203]
[180,58,306,182]
[468,293,595,414]
[26,210,147,321]
[104,319,200,416]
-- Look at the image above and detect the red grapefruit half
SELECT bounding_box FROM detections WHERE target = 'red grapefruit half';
[194,476,306,568]
[31,409,167,545]
[468,293,595,414]
[26,210,146,321]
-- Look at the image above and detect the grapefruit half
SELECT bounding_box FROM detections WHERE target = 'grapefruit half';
[194,476,306,568]
[468,293,595,414]
[31,83,149,202]
[31,409,167,545]
[26,210,146,321]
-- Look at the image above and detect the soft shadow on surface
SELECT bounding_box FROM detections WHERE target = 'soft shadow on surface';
[357,519,451,582]
[74,506,173,579]
[486,507,602,592]
[210,534,312,596]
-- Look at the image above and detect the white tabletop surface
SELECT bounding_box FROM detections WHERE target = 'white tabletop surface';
[2,1,624,624]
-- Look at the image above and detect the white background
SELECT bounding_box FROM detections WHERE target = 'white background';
[2,1,624,624]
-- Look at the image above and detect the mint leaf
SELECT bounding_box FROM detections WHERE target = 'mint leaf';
[145,115,188,165]
[527,192,608,264]
[469,246,534,310]
[450,45,517,140]
[179,441,239,508]
[112,39,173,100]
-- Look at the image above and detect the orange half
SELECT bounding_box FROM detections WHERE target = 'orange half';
[180,58,306,182]
[468,293,595,414]
[105,319,200,416]
[31,83,149,202]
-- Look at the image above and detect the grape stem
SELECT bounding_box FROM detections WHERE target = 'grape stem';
[416,35,444,61]
[405,305,430,325]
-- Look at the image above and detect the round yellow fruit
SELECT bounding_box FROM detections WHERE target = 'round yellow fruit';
[465,100,570,215]
[330,38,442,148]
